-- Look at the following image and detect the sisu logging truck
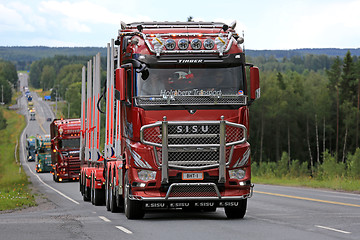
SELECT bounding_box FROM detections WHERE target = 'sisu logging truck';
[50,119,81,182]
[80,21,260,219]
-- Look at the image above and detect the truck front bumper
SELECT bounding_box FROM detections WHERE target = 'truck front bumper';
[129,182,253,209]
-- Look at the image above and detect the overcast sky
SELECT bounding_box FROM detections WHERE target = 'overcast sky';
[1,0,360,50]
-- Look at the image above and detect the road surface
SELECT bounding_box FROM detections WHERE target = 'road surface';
[0,73,359,240]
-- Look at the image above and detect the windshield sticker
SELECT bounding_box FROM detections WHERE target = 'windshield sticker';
[160,89,222,98]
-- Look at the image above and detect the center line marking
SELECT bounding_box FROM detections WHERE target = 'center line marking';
[116,226,133,234]
[316,225,351,234]
[254,190,360,208]
[99,216,111,222]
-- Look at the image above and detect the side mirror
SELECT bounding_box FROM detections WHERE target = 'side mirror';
[250,66,260,100]
[115,68,126,101]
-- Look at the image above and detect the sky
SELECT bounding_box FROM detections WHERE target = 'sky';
[1,0,360,50]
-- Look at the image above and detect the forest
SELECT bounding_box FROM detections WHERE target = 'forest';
[248,52,360,181]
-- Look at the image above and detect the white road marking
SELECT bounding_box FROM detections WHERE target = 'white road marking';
[116,226,133,234]
[99,216,111,222]
[316,225,351,234]
[21,116,80,205]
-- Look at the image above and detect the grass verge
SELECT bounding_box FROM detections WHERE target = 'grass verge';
[253,176,360,193]
[0,106,36,211]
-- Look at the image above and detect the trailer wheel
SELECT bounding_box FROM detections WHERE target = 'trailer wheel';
[124,171,144,219]
[224,199,247,219]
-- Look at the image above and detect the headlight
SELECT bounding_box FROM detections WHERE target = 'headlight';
[137,170,156,181]
[229,168,246,180]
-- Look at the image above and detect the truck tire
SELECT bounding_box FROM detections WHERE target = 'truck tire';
[83,176,91,202]
[53,170,59,182]
[105,178,111,211]
[224,199,247,219]
[94,188,104,206]
[124,171,144,219]
[91,174,95,205]
[110,173,120,212]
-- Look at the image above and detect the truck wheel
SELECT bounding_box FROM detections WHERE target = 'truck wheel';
[83,176,91,202]
[53,170,59,182]
[94,188,104,206]
[105,178,111,211]
[110,174,120,212]
[224,199,247,219]
[124,171,144,219]
[90,175,95,205]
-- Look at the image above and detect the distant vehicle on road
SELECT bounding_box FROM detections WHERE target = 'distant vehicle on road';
[50,118,81,182]
[26,136,36,162]
[29,110,35,121]
[35,135,52,173]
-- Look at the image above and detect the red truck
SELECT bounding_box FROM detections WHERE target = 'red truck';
[50,118,81,182]
[80,21,260,219]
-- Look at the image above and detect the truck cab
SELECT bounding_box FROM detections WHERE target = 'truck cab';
[50,119,81,182]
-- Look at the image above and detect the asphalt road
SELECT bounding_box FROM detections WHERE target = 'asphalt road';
[1,73,359,240]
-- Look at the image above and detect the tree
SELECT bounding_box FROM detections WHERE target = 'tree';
[0,108,7,130]
[327,57,342,160]
[0,76,12,104]
[64,82,81,118]
[0,61,18,88]
[341,51,356,105]
[40,65,55,90]
[54,64,83,99]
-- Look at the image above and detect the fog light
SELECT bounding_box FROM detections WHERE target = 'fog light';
[137,170,156,181]
[229,168,246,180]
[239,181,246,186]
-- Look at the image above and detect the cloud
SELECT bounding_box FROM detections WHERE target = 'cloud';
[286,0,360,48]
[0,3,35,32]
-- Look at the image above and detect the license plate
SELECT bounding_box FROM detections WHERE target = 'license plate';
[182,172,204,180]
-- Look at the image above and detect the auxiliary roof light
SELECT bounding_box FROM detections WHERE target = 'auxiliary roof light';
[178,39,189,50]
[204,38,215,50]
[190,38,202,50]
[165,39,176,50]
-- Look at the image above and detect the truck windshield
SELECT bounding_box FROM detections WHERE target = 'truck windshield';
[136,66,244,97]
[59,138,80,149]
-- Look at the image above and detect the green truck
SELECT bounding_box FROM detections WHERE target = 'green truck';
[35,135,52,173]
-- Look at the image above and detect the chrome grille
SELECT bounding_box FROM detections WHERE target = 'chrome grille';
[165,183,220,199]
[156,147,232,168]
[140,119,246,170]
[135,95,247,106]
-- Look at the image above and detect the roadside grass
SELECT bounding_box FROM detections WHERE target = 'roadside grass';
[0,106,36,211]
[253,176,360,193]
